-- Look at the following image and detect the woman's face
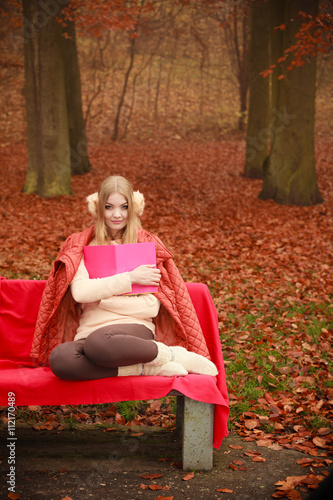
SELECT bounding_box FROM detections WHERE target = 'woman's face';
[104,192,129,238]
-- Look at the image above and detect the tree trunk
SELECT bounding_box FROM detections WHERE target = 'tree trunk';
[112,37,136,141]
[22,0,72,197]
[62,19,91,175]
[244,0,270,178]
[259,0,323,205]
[269,0,285,116]
[237,8,249,131]
[219,1,249,132]
[238,72,248,132]
[154,55,163,123]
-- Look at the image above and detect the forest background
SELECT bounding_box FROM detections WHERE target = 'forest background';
[0,0,332,497]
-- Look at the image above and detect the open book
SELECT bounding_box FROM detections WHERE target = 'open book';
[83,242,158,294]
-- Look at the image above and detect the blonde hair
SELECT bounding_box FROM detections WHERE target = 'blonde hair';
[94,176,141,245]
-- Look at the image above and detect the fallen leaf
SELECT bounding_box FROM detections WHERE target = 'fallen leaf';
[286,490,302,500]
[115,413,126,425]
[233,459,244,465]
[153,496,174,500]
[257,439,273,447]
[140,473,163,479]
[182,471,194,481]
[269,444,283,451]
[317,428,331,436]
[274,475,308,490]
[293,425,306,433]
[216,488,234,493]
[245,419,259,430]
[312,437,327,448]
[8,494,21,500]
[149,484,163,490]
[149,400,162,412]
[296,458,314,466]
[244,451,261,457]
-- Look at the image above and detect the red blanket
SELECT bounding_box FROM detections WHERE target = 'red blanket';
[0,278,229,448]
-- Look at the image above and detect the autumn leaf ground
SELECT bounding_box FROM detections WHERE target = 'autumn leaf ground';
[0,134,333,498]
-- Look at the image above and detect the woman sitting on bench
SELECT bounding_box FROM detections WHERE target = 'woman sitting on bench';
[33,175,217,381]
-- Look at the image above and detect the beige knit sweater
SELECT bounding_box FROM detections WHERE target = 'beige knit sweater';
[71,240,161,341]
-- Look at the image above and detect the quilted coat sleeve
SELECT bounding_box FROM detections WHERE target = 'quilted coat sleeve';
[29,258,70,366]
[160,256,211,359]
[139,230,211,359]
[30,226,95,366]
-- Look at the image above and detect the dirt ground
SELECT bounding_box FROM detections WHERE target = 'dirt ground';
[1,426,332,500]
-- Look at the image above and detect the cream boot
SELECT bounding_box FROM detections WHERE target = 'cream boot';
[146,340,173,365]
[118,361,187,377]
[152,342,218,376]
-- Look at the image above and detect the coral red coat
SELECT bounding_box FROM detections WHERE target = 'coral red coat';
[30,226,211,366]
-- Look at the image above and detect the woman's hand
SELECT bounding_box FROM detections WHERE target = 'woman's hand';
[129,265,161,287]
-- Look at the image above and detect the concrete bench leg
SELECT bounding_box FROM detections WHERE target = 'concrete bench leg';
[179,396,214,471]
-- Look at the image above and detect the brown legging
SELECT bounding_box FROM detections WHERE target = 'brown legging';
[49,324,158,381]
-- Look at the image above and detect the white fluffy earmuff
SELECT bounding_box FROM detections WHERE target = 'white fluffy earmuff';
[86,190,145,217]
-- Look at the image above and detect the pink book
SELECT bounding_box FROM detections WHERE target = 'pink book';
[83,242,158,294]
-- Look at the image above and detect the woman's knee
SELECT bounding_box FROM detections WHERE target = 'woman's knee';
[49,341,84,380]
[84,330,118,366]
[49,344,67,378]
